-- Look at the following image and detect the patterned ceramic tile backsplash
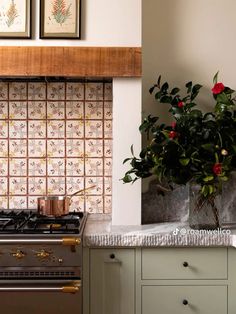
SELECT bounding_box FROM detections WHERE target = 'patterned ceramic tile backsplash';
[0,80,113,213]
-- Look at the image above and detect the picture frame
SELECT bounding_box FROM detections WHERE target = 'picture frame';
[40,0,81,39]
[0,0,31,39]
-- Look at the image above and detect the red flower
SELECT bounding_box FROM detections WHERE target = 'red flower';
[178,101,184,108]
[212,163,222,175]
[171,122,176,129]
[169,131,178,139]
[211,82,225,95]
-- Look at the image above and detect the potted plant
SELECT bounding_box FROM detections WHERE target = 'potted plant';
[122,73,236,229]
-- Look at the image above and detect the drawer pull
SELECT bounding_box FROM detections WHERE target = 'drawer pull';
[183,262,189,267]
[110,254,115,259]
[182,299,189,305]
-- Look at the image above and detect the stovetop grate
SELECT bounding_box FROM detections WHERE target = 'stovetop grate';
[0,211,84,234]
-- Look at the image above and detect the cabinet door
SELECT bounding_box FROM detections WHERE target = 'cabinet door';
[142,286,227,314]
[90,249,135,314]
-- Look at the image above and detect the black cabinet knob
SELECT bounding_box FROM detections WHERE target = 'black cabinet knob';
[183,261,189,267]
[182,299,188,305]
[110,254,115,259]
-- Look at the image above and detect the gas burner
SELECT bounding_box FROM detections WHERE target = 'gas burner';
[0,211,84,234]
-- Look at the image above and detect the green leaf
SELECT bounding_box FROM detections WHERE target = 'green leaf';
[170,87,180,95]
[122,174,133,183]
[208,185,214,194]
[213,71,219,84]
[157,75,161,87]
[131,144,134,156]
[201,143,215,152]
[219,176,228,182]
[179,158,190,166]
[149,85,156,94]
[155,91,162,100]
[160,95,172,103]
[203,175,214,182]
[161,82,169,92]
[186,81,192,93]
[123,158,131,164]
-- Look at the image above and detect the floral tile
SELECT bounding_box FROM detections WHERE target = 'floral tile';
[104,158,112,176]
[47,83,65,100]
[66,139,84,157]
[70,196,85,212]
[66,102,84,119]
[0,159,8,176]
[9,121,27,138]
[104,196,112,213]
[104,83,112,101]
[104,102,112,119]
[85,120,103,138]
[0,121,8,138]
[85,139,103,157]
[66,120,84,138]
[66,158,84,176]
[66,177,84,194]
[66,83,84,100]
[47,140,65,157]
[0,197,8,209]
[0,140,8,157]
[104,177,112,195]
[28,159,46,176]
[48,177,65,195]
[28,197,38,210]
[10,159,27,176]
[85,177,103,195]
[28,83,46,100]
[48,158,65,176]
[104,120,112,138]
[85,83,103,101]
[0,102,8,119]
[28,140,46,158]
[85,196,103,213]
[47,102,65,119]
[104,140,112,157]
[0,178,8,195]
[28,177,46,195]
[9,140,27,157]
[48,121,65,138]
[9,178,27,195]
[9,83,27,100]
[9,102,27,119]
[0,83,8,100]
[28,101,46,119]
[9,196,27,209]
[85,158,103,176]
[28,121,46,138]
[85,102,103,119]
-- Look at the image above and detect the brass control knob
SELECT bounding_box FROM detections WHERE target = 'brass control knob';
[12,250,25,259]
[36,250,51,259]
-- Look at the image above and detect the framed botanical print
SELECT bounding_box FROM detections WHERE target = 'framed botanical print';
[0,0,31,39]
[40,0,81,39]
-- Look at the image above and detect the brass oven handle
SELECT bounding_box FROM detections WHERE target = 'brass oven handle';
[0,238,81,246]
[0,282,81,294]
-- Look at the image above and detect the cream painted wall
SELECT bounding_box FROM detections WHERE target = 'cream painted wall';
[0,0,141,46]
[142,0,236,191]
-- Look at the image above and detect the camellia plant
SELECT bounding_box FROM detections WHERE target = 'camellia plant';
[122,73,236,228]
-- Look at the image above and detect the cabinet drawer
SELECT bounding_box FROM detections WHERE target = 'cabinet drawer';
[142,286,227,314]
[142,248,227,279]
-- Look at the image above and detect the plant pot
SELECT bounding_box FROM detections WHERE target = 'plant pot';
[189,183,221,230]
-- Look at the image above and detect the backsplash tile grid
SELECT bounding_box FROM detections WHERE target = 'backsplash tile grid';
[0,81,113,213]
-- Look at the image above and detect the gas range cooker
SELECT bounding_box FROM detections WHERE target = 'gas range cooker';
[0,210,85,236]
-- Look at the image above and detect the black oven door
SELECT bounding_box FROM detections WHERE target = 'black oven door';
[0,279,81,314]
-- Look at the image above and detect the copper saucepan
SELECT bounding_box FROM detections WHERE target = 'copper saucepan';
[37,186,96,217]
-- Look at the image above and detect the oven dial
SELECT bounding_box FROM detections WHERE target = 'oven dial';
[35,250,51,260]
[12,250,26,259]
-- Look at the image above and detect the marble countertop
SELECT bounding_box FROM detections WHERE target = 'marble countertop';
[83,214,236,247]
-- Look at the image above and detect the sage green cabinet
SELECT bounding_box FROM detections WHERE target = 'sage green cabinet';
[89,249,135,314]
[142,285,227,314]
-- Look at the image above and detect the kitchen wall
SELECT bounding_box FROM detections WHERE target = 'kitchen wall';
[142,0,236,222]
[0,80,112,213]
[0,0,142,225]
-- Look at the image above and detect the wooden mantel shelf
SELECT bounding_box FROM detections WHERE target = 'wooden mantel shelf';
[0,46,141,77]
